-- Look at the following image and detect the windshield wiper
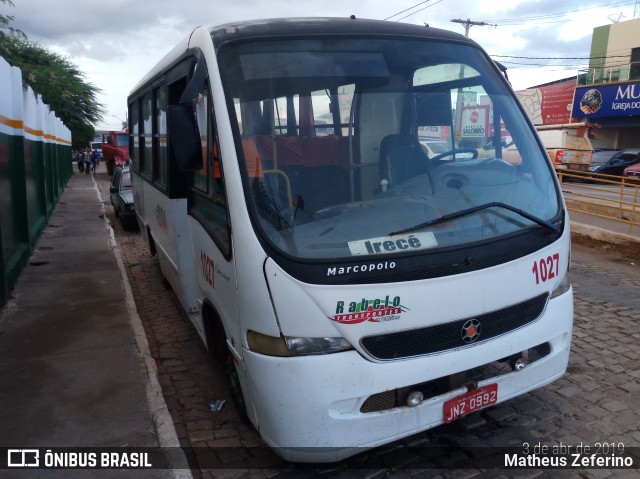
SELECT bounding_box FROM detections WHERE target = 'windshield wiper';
[390,201,561,236]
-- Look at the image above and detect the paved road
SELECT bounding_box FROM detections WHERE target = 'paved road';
[96,172,640,478]
[570,240,640,310]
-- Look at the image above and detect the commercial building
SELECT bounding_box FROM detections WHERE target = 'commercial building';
[573,17,640,149]
[517,17,640,150]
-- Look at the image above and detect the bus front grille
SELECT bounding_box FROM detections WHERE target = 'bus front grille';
[360,293,549,360]
[359,341,552,413]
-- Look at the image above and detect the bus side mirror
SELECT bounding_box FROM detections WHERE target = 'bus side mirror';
[167,104,203,171]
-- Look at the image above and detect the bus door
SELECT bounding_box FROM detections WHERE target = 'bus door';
[136,87,200,327]
[183,59,241,366]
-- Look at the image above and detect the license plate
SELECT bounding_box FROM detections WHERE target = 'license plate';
[443,383,498,423]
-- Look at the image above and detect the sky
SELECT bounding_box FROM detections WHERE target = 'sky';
[5,0,640,131]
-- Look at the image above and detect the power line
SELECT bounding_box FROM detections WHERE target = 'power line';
[492,19,577,27]
[491,52,635,71]
[485,0,635,23]
[492,54,631,60]
[384,0,432,20]
[499,61,588,67]
[385,0,636,27]
[394,0,447,21]
[384,0,448,22]
[385,0,635,27]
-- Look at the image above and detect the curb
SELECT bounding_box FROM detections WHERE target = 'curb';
[92,175,193,479]
[571,221,640,248]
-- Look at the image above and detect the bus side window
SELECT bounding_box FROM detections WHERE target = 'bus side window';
[190,85,231,258]
[141,93,153,178]
[154,85,168,187]
[193,90,209,193]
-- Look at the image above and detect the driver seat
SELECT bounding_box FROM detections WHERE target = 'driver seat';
[379,134,430,188]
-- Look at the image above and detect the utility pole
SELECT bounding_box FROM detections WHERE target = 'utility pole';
[449,19,493,147]
[451,18,492,37]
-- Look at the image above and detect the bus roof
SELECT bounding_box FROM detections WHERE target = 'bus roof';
[130,17,476,97]
[209,17,472,48]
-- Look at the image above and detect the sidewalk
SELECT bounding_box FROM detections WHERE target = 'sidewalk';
[570,210,640,247]
[0,166,189,478]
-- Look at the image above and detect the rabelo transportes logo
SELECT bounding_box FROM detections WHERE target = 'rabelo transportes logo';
[331,296,409,324]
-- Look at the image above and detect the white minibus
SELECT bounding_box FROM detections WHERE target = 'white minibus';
[128,17,573,462]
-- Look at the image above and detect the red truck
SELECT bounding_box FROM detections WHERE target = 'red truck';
[102,131,129,176]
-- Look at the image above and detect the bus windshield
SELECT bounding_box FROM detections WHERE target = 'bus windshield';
[220,38,561,260]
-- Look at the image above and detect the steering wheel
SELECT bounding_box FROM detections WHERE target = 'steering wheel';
[430,147,479,163]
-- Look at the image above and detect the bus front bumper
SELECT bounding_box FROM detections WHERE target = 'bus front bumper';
[241,290,573,462]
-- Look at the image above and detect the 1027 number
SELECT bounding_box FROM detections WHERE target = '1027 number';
[532,253,560,284]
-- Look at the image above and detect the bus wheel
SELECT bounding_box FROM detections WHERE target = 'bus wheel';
[154,253,171,290]
[224,353,251,426]
[204,308,251,425]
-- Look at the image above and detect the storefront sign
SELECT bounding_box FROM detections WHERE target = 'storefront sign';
[572,82,640,118]
[516,82,576,125]
[459,105,489,138]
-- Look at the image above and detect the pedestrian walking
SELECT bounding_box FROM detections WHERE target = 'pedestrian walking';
[77,150,85,173]
[90,150,98,174]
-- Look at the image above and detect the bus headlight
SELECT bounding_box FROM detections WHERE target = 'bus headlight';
[285,336,353,356]
[550,275,571,298]
[247,331,290,357]
[247,331,353,356]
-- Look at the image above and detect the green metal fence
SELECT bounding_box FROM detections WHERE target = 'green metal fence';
[0,55,72,307]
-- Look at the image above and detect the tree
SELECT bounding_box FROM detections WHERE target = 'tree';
[0,1,104,148]
[0,0,25,39]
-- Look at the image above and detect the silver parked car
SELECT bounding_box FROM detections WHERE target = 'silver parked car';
[109,166,137,230]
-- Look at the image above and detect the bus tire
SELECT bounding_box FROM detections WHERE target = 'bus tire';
[203,306,251,425]
[146,227,157,256]
[224,354,251,426]
[154,252,172,290]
